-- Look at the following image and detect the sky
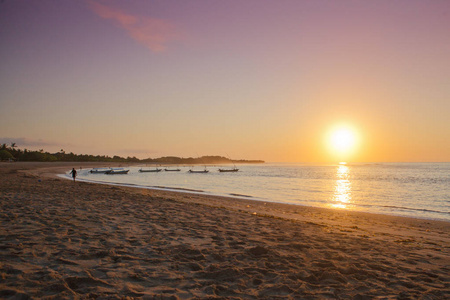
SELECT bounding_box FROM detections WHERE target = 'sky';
[1,0,449,163]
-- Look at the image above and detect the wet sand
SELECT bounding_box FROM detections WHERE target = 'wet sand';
[1,162,449,299]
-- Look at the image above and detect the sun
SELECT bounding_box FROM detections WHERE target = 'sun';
[327,125,358,159]
[331,128,355,152]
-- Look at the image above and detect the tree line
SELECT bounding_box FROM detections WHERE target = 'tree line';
[0,143,264,164]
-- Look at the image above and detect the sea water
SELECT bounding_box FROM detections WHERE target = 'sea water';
[71,163,450,222]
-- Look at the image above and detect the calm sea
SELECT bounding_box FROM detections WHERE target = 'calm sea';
[69,163,450,222]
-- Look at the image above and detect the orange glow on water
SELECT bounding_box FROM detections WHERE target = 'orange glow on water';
[331,164,352,209]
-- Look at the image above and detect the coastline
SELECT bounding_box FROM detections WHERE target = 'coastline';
[1,162,449,298]
[61,163,450,223]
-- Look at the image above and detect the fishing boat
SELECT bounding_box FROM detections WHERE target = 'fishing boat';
[164,168,181,172]
[188,169,209,173]
[189,155,209,173]
[218,154,239,172]
[89,168,110,174]
[105,168,129,174]
[218,168,239,172]
[139,168,162,173]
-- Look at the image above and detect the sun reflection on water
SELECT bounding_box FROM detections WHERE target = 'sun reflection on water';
[331,164,352,209]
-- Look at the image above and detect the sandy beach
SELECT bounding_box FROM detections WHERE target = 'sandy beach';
[1,162,449,299]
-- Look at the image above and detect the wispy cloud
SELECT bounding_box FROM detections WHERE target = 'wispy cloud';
[88,1,180,52]
[0,137,62,149]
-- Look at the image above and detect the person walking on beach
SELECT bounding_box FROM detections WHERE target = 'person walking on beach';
[69,168,77,182]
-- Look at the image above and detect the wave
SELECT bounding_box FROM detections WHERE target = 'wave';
[378,205,450,215]
[153,186,204,193]
[229,193,253,198]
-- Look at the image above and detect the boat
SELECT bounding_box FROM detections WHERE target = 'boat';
[218,154,239,173]
[218,168,239,172]
[188,169,209,173]
[89,168,111,174]
[105,168,129,174]
[139,168,162,173]
[164,168,181,172]
[189,155,209,173]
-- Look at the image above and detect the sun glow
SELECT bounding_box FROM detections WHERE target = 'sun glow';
[327,125,359,160]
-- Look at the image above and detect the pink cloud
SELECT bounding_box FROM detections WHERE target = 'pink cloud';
[88,1,179,52]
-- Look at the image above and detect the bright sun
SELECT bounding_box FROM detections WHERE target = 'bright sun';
[327,125,358,158]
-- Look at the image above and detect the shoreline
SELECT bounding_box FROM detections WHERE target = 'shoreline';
[16,161,450,238]
[62,171,450,224]
[1,162,449,299]
[60,163,450,224]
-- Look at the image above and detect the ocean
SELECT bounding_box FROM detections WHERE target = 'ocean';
[69,163,450,222]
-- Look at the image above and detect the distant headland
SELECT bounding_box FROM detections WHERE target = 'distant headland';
[142,156,264,165]
[0,144,264,164]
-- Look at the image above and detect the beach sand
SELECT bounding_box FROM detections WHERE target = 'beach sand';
[1,162,449,299]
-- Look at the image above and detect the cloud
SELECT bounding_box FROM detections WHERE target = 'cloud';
[0,137,62,149]
[88,1,180,52]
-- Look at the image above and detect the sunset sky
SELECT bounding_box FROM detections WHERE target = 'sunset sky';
[1,0,449,163]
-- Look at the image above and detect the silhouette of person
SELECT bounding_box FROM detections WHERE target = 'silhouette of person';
[69,168,77,182]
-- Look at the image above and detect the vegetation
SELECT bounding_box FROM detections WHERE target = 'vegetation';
[0,143,264,164]
[0,149,14,161]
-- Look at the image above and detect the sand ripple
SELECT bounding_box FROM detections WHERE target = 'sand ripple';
[1,163,449,299]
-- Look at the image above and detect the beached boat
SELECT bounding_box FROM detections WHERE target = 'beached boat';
[139,168,162,172]
[89,168,110,174]
[218,168,239,172]
[188,169,209,173]
[164,168,181,172]
[105,168,129,174]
